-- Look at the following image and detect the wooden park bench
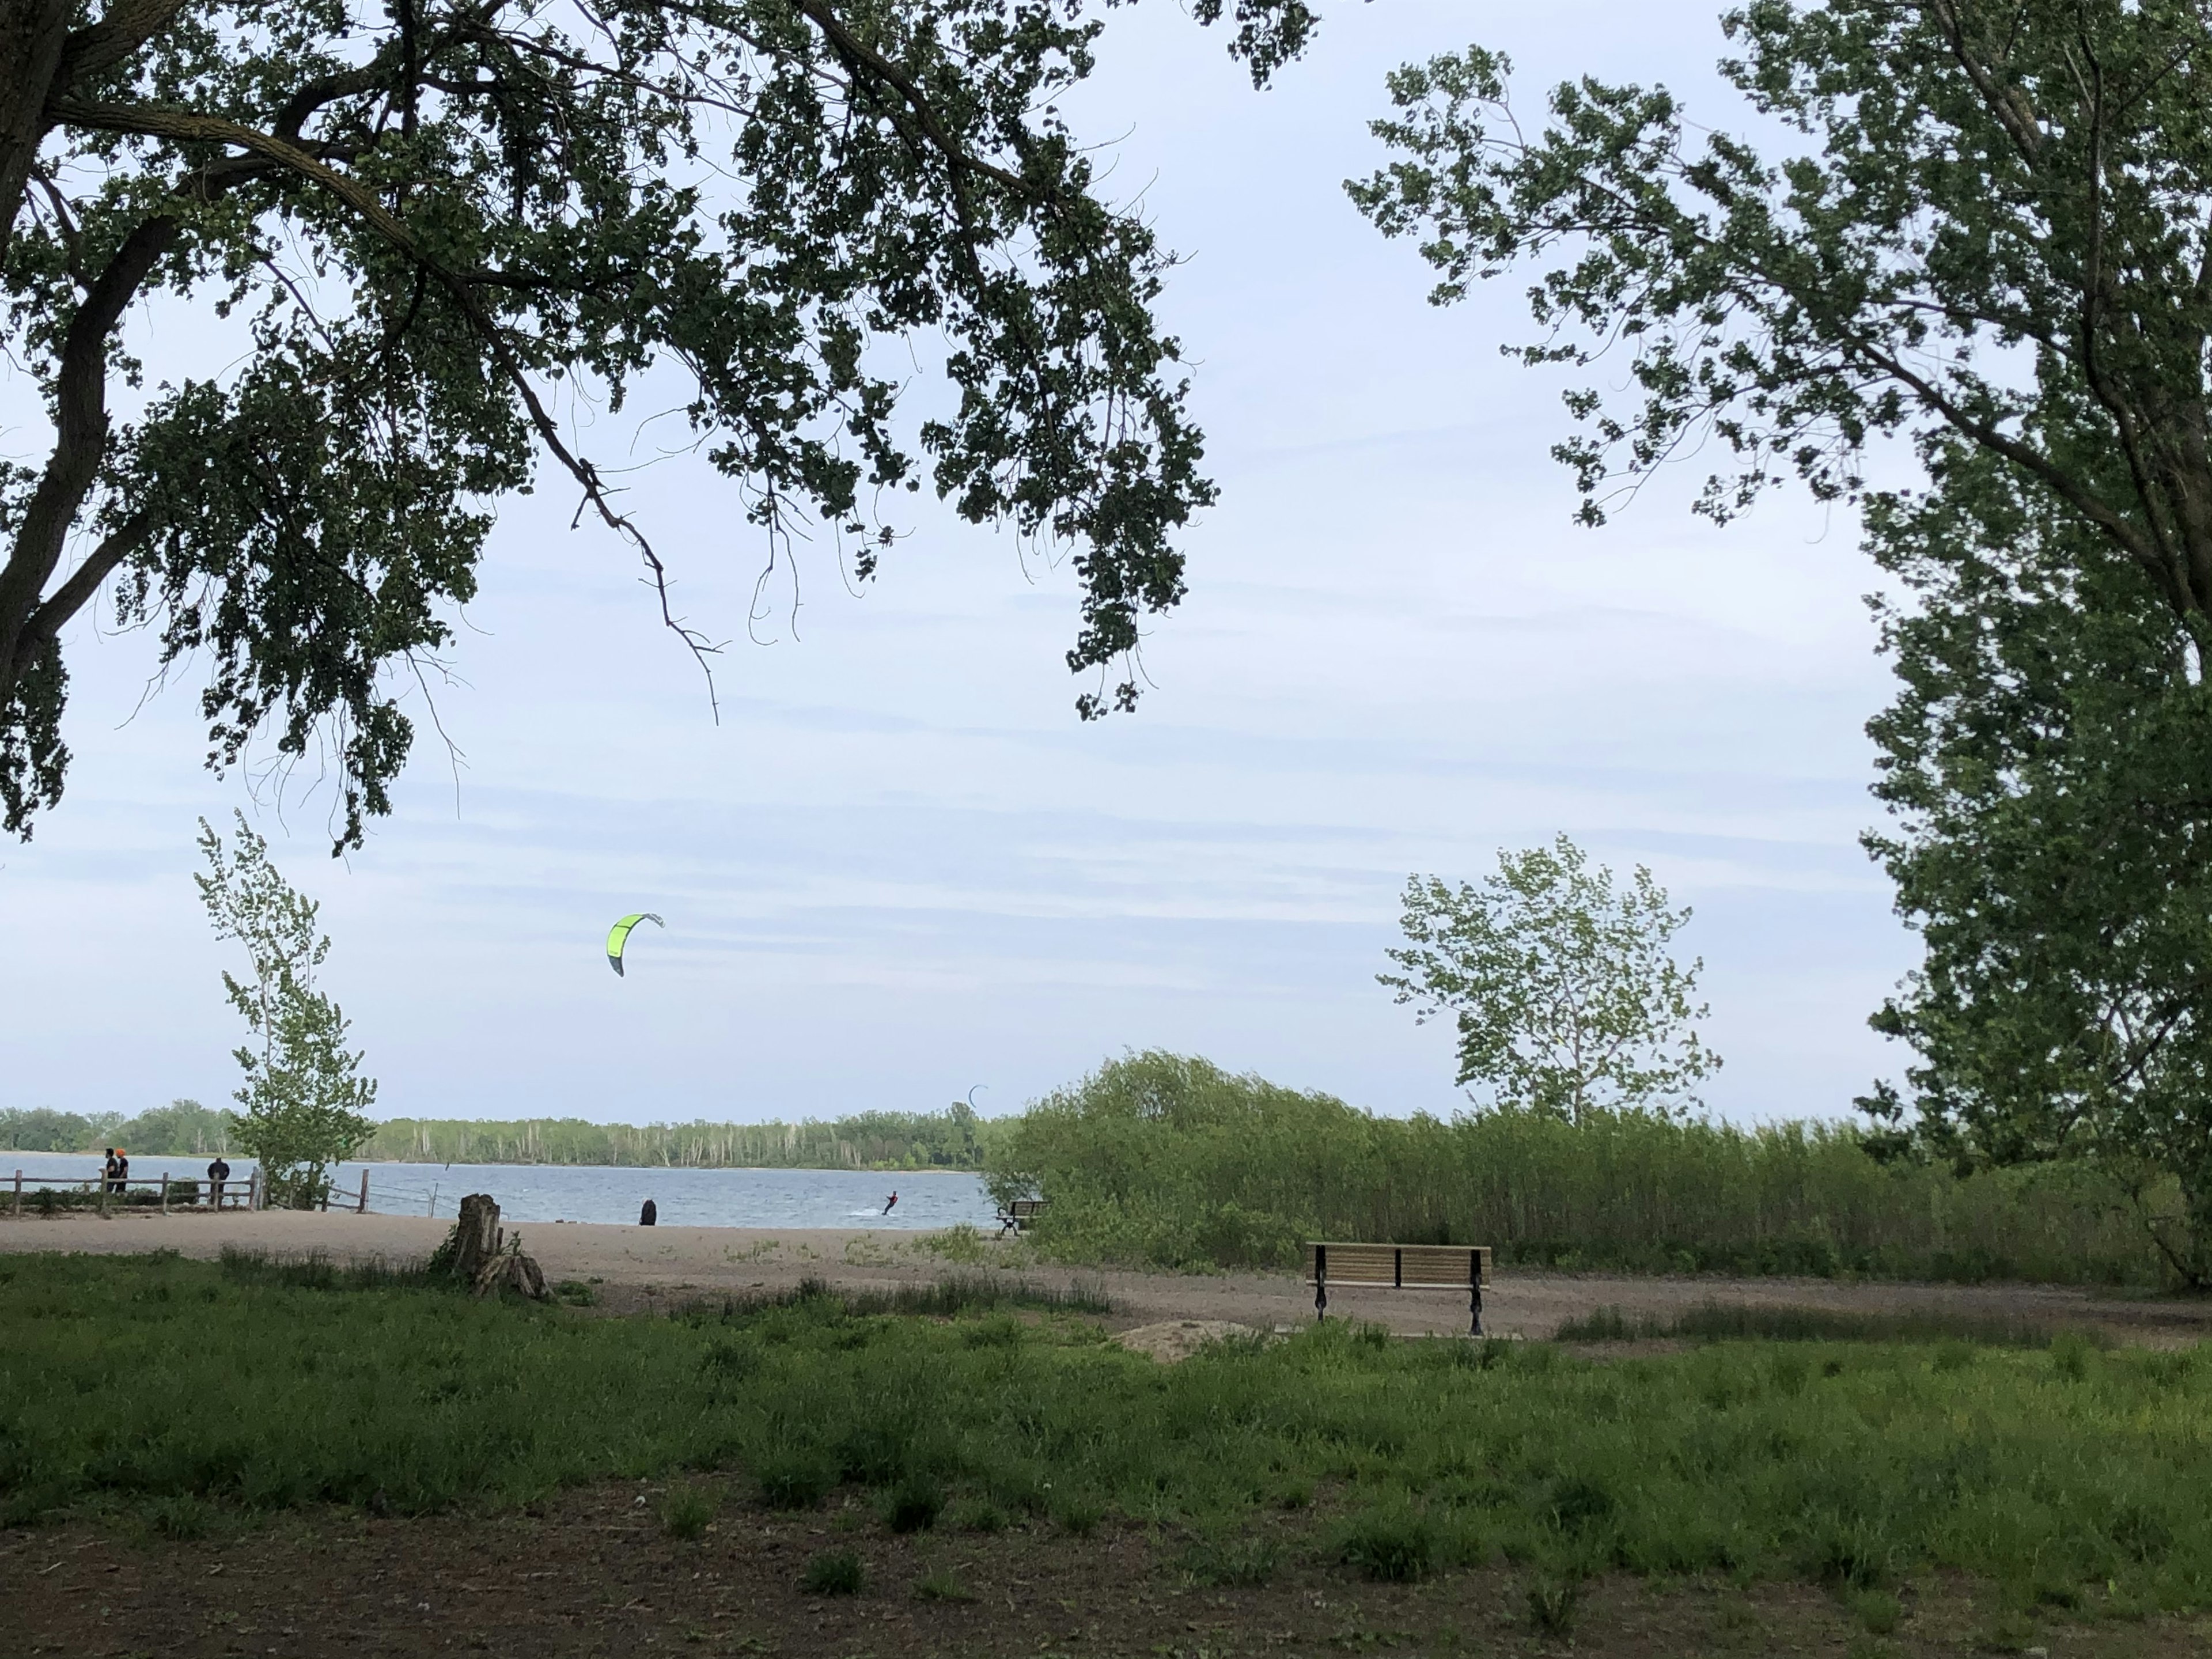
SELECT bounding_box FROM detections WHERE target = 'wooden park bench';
[1304,1241,1494,1335]
[995,1198,1048,1238]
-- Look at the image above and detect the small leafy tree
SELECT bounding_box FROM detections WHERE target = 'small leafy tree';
[194,813,375,1207]
[1379,835,1718,1122]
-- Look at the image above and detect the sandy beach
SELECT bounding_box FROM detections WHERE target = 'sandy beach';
[5,1206,2207,1344]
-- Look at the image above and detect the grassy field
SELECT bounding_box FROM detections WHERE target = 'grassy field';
[2,1249,2209,1633]
[988,1051,2172,1281]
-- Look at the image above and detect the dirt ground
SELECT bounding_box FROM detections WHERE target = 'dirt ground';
[3,1478,2206,1659]
[3,1207,2209,1346]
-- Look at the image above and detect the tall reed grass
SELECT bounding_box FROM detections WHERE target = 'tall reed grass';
[985,1052,2169,1283]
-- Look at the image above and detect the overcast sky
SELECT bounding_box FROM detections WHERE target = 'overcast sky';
[2,1,1919,1130]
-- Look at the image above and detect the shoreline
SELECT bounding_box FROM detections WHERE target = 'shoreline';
[3,1207,2207,1345]
[0,1151,989,1173]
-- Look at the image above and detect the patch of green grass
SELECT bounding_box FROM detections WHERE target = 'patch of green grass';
[1555,1298,2113,1349]
[1337,1503,1437,1582]
[658,1485,716,1539]
[1524,1568,1584,1636]
[752,1448,836,1511]
[3,1248,2210,1626]
[911,1567,975,1603]
[1051,1494,1104,1536]
[1847,1588,1903,1635]
[881,1473,944,1533]
[1180,1531,1281,1586]
[800,1550,864,1597]
[216,1245,435,1292]
[921,1224,991,1264]
[946,1495,1009,1533]
[713,1271,1110,1320]
[142,1492,215,1541]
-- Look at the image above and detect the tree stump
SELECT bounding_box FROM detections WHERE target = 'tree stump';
[452,1194,503,1281]
[474,1249,550,1301]
[452,1192,550,1301]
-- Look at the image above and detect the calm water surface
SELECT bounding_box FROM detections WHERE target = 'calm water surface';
[1,1151,996,1230]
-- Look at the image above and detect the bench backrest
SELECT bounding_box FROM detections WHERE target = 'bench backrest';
[1304,1241,1491,1289]
[1008,1199,1047,1219]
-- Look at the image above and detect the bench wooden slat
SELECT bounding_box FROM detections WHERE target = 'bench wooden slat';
[1302,1242,1491,1288]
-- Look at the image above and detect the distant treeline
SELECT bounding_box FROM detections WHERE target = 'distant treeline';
[3,1101,1001,1173]
[1,1100,233,1158]
[359,1106,1005,1171]
[984,1051,2176,1285]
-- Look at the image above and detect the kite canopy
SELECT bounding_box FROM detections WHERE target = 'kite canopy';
[606,912,664,976]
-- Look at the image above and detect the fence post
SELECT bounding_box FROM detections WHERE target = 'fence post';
[99,1172,110,1218]
[358,1169,369,1215]
[11,1170,18,1217]
[248,1169,260,1212]
[160,1173,171,1215]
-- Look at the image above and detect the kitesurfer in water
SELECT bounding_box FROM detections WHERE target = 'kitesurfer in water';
[882,1191,898,1215]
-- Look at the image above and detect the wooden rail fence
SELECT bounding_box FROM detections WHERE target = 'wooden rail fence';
[7,1168,375,1217]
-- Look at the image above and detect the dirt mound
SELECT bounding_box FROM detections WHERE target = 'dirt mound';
[1114,1318,1260,1362]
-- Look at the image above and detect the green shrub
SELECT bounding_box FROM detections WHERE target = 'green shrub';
[800,1550,865,1597]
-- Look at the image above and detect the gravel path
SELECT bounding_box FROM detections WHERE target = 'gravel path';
[4,1207,2205,1344]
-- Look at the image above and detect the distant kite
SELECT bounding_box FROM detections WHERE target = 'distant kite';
[605,912,664,976]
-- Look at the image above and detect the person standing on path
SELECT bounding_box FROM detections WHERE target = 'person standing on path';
[112,1150,130,1195]
[207,1156,230,1209]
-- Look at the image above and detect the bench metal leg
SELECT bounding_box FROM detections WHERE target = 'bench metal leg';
[1470,1276,1483,1338]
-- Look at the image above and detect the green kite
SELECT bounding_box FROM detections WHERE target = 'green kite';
[606,912,664,976]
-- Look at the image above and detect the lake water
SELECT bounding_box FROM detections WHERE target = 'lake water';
[0,1151,998,1230]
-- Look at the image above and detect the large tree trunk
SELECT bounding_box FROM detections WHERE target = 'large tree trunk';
[0,0,71,267]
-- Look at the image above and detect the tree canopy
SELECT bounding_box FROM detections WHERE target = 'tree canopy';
[1351,0,2212,626]
[1858,444,2212,1283]
[0,0,1318,846]
[1353,1,2212,1278]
